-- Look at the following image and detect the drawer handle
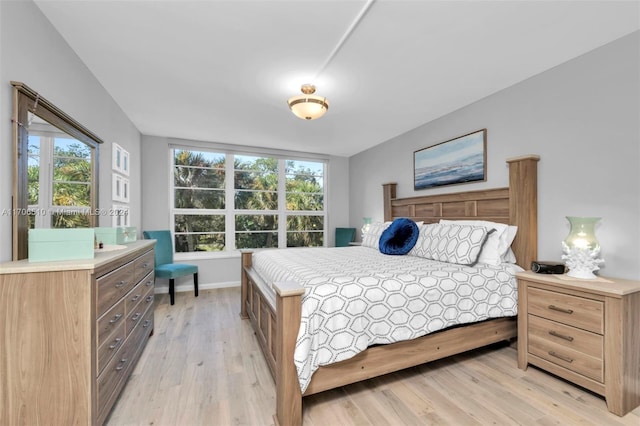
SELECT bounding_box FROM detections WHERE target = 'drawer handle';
[131,312,142,321]
[548,305,573,314]
[115,280,128,288]
[548,330,574,342]
[146,295,154,302]
[548,351,573,363]
[109,314,123,324]
[131,294,141,302]
[143,319,152,328]
[142,262,150,269]
[109,338,123,349]
[145,280,153,287]
[115,358,128,371]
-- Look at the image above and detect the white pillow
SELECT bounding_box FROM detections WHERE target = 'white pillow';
[410,223,493,266]
[361,222,390,249]
[408,223,438,258]
[439,220,517,266]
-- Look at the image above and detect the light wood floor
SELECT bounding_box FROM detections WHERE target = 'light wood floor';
[106,287,640,426]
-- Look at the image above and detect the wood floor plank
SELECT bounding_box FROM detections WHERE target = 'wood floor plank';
[106,288,640,425]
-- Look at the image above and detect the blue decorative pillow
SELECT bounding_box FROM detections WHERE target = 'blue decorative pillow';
[378,218,420,255]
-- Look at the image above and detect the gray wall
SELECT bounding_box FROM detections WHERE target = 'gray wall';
[350,32,640,280]
[141,135,350,290]
[0,0,142,262]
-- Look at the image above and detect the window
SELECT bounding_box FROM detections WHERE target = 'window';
[171,147,326,254]
[28,129,93,229]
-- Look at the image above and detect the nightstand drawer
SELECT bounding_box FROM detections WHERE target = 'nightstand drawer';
[529,331,603,382]
[528,315,603,359]
[528,287,603,333]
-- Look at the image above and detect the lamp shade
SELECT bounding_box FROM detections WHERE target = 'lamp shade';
[287,84,329,120]
[563,216,600,251]
[562,216,604,279]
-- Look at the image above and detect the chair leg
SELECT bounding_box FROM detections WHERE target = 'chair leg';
[194,273,199,298]
[169,278,175,305]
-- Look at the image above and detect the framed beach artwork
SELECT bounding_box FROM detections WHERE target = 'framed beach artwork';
[414,129,487,190]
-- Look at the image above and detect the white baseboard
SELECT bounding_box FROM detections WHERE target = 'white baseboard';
[154,280,240,294]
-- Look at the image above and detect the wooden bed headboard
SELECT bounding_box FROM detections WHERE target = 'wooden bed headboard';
[382,155,539,269]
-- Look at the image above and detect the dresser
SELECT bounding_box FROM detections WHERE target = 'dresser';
[0,240,156,425]
[517,271,640,416]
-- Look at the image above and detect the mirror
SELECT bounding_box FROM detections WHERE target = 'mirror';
[12,81,103,260]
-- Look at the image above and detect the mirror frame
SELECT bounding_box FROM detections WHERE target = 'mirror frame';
[11,81,103,260]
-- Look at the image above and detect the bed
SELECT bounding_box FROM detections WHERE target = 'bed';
[240,155,539,426]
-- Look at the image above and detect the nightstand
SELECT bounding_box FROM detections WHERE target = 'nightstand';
[516,271,640,416]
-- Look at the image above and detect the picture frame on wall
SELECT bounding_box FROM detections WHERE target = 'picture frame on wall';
[112,143,130,175]
[414,129,487,190]
[112,204,130,227]
[112,174,130,203]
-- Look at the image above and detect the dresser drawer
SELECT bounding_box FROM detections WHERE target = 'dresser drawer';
[129,306,154,353]
[97,298,125,348]
[97,334,139,420]
[97,262,135,316]
[528,287,603,333]
[97,321,125,376]
[134,250,155,283]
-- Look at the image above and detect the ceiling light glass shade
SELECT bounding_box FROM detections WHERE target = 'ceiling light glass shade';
[287,84,329,120]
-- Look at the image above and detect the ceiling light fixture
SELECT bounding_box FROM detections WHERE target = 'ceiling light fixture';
[287,84,329,120]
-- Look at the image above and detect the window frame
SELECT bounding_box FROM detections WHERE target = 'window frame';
[170,145,328,260]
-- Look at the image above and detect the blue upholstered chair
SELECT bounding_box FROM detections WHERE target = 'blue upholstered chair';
[143,230,198,305]
[335,227,356,247]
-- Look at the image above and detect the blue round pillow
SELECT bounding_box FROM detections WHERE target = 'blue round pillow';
[378,218,419,255]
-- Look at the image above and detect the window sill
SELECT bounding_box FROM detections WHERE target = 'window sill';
[174,250,242,262]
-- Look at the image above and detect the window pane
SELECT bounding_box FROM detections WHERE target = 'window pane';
[52,182,91,206]
[236,232,278,249]
[235,190,278,210]
[285,160,324,175]
[175,233,225,253]
[175,214,225,233]
[175,166,225,188]
[286,215,324,231]
[234,170,278,191]
[52,138,91,208]
[27,136,40,205]
[51,212,90,228]
[236,214,277,231]
[285,159,324,213]
[287,231,323,247]
[235,214,278,249]
[235,155,277,173]
[286,193,323,211]
[175,188,225,209]
[175,150,225,167]
[174,149,226,211]
[54,138,90,158]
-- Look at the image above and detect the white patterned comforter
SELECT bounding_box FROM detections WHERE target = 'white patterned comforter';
[251,246,522,392]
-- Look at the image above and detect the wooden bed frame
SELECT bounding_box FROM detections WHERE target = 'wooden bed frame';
[241,155,539,426]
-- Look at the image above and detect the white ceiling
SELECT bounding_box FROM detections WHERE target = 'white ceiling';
[34,0,639,157]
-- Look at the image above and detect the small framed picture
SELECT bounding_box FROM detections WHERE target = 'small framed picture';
[112,143,130,175]
[112,174,130,203]
[112,173,123,201]
[112,204,130,227]
[112,143,123,172]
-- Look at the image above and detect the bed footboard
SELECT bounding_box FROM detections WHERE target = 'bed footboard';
[241,251,305,425]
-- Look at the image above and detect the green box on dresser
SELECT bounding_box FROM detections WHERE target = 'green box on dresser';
[94,226,137,245]
[28,228,95,262]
